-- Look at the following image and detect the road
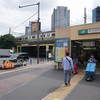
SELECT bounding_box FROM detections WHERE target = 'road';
[0,61,100,100]
[0,57,50,69]
[0,61,64,100]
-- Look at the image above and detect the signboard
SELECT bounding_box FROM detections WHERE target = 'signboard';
[46,45,49,51]
[83,42,95,47]
[88,28,100,33]
[55,38,69,62]
[78,29,88,35]
[31,22,38,33]
[29,21,41,34]
[21,44,28,46]
[78,28,100,35]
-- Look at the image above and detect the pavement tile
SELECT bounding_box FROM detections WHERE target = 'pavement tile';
[0,72,37,99]
[42,71,85,100]
[0,61,54,99]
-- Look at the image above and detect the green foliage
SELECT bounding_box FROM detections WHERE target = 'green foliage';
[0,34,16,49]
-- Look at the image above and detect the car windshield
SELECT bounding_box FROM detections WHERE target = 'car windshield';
[10,54,19,58]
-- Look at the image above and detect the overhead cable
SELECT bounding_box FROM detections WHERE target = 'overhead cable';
[11,12,38,30]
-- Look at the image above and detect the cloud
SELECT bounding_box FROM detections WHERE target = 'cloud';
[0,0,99,35]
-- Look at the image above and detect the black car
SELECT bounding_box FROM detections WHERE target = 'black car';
[9,52,29,66]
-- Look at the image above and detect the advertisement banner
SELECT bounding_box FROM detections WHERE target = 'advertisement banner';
[31,22,38,33]
[55,38,69,62]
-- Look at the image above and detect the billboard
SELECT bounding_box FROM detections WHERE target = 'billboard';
[29,21,41,33]
[54,38,70,62]
[31,22,38,33]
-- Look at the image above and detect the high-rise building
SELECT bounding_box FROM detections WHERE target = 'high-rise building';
[51,6,70,31]
[92,6,100,22]
[25,27,29,35]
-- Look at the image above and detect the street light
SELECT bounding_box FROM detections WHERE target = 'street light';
[19,2,40,64]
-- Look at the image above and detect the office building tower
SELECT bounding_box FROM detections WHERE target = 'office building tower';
[51,6,70,31]
[92,6,100,22]
[25,27,29,35]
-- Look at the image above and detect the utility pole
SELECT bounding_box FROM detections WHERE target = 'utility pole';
[9,27,11,34]
[19,2,40,64]
[37,2,40,64]
[84,8,87,24]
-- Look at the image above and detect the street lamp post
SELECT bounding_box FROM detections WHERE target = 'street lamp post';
[19,2,40,64]
[37,2,40,64]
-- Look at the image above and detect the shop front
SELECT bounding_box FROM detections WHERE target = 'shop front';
[71,23,100,63]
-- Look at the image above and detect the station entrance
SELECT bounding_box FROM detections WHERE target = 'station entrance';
[71,39,100,63]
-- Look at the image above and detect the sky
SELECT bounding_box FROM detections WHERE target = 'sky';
[0,0,99,36]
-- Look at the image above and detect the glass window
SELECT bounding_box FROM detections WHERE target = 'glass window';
[32,36,35,38]
[52,34,55,36]
[19,38,22,40]
[47,34,50,37]
[25,37,28,39]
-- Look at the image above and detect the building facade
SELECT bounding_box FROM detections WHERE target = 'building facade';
[16,31,55,58]
[54,22,100,68]
[55,22,100,60]
[92,6,100,22]
[51,6,70,31]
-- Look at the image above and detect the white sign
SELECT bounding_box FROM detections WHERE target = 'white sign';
[21,44,28,46]
[48,53,52,58]
[83,42,95,47]
[63,42,68,46]
[46,45,49,51]
[88,28,100,33]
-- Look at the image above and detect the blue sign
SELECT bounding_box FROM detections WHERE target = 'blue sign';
[54,38,70,62]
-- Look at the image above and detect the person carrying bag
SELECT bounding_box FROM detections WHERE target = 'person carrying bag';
[62,52,73,86]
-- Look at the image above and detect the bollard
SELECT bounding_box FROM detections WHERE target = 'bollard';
[30,59,32,64]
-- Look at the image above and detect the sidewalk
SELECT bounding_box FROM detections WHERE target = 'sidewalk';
[42,63,100,100]
[0,61,100,100]
[0,61,63,100]
[42,70,85,100]
[65,73,100,100]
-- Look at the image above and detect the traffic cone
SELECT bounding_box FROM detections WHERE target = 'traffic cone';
[2,60,6,69]
[12,62,14,68]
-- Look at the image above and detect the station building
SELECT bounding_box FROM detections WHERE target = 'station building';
[55,22,100,61]
[16,31,55,58]
[15,22,100,62]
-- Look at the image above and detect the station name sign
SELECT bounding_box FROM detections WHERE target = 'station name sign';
[78,28,100,35]
[82,41,95,47]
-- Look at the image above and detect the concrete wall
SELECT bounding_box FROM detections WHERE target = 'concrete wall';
[55,22,100,40]
[71,22,100,40]
[55,27,71,38]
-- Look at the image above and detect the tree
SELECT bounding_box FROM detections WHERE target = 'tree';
[0,34,16,49]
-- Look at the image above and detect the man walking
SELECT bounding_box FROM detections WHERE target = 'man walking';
[62,52,73,86]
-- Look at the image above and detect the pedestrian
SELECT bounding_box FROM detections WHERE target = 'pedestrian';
[88,54,97,63]
[80,53,84,64]
[85,54,97,81]
[73,56,79,74]
[62,52,73,86]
